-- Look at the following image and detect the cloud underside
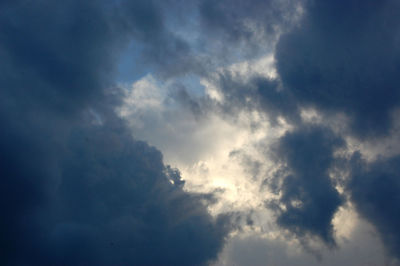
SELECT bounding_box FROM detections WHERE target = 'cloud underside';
[270,0,400,258]
[1,0,400,265]
[0,1,228,265]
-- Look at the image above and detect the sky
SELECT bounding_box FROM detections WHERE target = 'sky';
[1,0,400,265]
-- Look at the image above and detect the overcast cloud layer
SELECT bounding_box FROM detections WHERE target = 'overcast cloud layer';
[2,0,400,265]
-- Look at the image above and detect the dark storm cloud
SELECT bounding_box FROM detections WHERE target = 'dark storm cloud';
[348,153,400,260]
[0,1,116,114]
[1,109,229,266]
[275,0,400,138]
[268,126,344,245]
[271,0,400,259]
[0,1,229,265]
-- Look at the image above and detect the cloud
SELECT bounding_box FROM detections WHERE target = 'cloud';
[0,110,230,265]
[214,211,395,266]
[348,153,400,260]
[275,0,400,138]
[268,126,344,245]
[199,0,302,46]
[0,1,230,265]
[4,0,400,265]
[196,0,400,260]
[269,0,400,260]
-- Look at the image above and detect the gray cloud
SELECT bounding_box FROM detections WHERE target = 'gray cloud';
[0,1,230,265]
[271,0,400,260]
[275,0,400,138]
[199,0,400,260]
[348,153,400,260]
[268,126,344,245]
[3,0,400,265]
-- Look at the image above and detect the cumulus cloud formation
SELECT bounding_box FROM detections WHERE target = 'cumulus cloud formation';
[0,1,229,265]
[2,0,400,265]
